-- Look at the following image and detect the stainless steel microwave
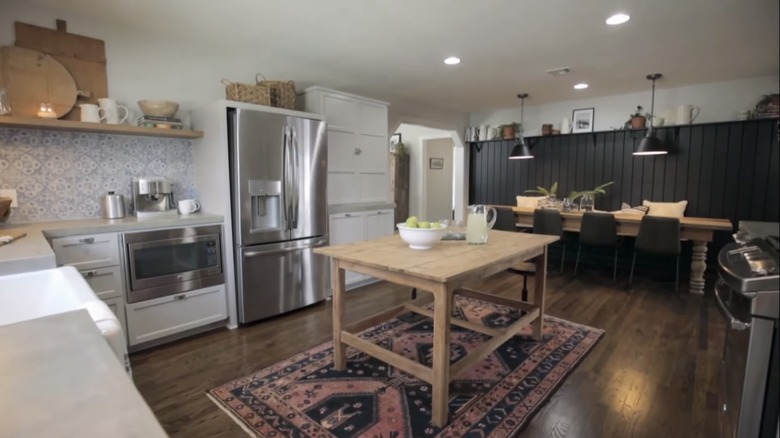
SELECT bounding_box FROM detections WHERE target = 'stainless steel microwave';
[123,225,224,303]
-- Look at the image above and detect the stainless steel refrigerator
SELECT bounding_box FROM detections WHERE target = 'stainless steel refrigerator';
[228,108,329,324]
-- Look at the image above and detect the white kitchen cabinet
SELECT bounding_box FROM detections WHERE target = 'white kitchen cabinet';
[329,208,395,289]
[300,87,389,204]
[51,233,120,270]
[50,232,128,340]
[125,285,227,347]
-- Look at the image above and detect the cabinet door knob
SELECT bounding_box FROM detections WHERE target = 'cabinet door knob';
[82,270,96,278]
[174,294,186,301]
[79,237,95,244]
[345,213,352,217]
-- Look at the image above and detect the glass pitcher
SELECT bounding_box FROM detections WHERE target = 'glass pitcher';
[466,205,497,244]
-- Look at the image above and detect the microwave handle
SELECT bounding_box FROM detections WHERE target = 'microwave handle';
[714,278,751,331]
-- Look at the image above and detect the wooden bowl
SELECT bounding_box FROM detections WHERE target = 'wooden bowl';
[0,197,11,222]
[137,100,179,118]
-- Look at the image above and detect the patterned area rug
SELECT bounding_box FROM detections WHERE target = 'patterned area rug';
[208,295,604,437]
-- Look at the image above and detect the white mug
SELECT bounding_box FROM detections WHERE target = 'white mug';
[80,103,106,123]
[98,98,129,124]
[676,104,700,125]
[178,199,201,215]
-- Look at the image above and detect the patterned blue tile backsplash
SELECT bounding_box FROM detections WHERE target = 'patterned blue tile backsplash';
[0,128,197,223]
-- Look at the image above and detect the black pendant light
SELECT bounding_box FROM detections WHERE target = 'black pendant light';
[634,73,667,156]
[509,93,533,159]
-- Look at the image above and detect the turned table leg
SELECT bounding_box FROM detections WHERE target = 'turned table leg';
[689,240,707,295]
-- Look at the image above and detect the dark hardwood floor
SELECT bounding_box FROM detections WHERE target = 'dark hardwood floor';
[131,270,726,438]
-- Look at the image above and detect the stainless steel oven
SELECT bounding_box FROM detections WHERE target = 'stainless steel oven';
[715,234,779,438]
[123,225,224,303]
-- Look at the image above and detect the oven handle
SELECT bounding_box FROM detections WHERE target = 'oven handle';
[714,278,751,331]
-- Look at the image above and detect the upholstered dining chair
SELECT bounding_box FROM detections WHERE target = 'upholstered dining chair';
[574,211,621,281]
[629,215,682,293]
[532,209,566,274]
[494,206,534,301]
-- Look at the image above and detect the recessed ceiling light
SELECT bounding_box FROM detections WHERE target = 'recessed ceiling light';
[444,56,461,65]
[574,83,589,90]
[606,13,630,25]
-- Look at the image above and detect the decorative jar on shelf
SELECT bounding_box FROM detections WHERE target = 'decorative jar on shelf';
[561,197,575,212]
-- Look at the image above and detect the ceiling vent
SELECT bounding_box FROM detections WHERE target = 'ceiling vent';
[546,67,572,77]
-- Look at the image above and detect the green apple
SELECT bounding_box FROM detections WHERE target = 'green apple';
[430,222,441,229]
[418,221,431,229]
[405,216,418,228]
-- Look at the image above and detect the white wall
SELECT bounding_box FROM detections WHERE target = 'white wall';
[470,75,780,136]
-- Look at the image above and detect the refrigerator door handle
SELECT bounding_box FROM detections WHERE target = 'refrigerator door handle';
[282,125,292,229]
[290,126,300,229]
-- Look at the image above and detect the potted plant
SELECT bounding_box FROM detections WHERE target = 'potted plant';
[568,181,615,210]
[499,122,522,140]
[628,106,647,129]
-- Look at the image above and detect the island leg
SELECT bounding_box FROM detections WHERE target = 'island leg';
[689,240,707,295]
[331,261,347,370]
[532,247,548,341]
[431,285,452,427]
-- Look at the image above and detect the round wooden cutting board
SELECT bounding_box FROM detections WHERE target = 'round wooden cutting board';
[0,46,78,118]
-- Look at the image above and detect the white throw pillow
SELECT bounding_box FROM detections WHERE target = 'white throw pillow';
[642,200,688,217]
[516,196,546,208]
[615,202,649,216]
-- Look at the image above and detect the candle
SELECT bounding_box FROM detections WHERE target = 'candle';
[37,103,58,119]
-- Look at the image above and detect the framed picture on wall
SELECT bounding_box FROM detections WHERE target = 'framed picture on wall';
[572,108,595,133]
[429,157,444,169]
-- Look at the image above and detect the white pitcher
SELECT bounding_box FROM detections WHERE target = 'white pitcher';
[675,105,700,125]
[98,98,129,124]
[466,204,497,245]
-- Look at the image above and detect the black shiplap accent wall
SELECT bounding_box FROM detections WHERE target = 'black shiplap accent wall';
[469,119,779,224]
[468,119,779,274]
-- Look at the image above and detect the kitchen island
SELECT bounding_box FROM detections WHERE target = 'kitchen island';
[0,310,168,437]
[315,229,558,427]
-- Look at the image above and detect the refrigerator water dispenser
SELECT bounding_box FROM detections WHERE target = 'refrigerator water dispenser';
[249,179,282,231]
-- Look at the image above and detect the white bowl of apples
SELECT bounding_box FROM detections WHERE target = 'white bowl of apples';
[397,217,448,250]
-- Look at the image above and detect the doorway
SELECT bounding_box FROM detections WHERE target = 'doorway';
[395,123,461,223]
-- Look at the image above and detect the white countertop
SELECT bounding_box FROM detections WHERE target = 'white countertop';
[0,213,224,275]
[0,310,168,437]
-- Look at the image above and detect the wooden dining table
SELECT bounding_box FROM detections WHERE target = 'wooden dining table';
[510,206,734,294]
[314,230,559,427]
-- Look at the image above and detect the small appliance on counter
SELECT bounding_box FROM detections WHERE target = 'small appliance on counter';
[100,191,126,219]
[131,177,176,218]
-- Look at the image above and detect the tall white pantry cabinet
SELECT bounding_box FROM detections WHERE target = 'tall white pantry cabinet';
[299,87,390,204]
[299,87,395,289]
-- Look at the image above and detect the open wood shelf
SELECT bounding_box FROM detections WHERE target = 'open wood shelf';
[0,116,203,139]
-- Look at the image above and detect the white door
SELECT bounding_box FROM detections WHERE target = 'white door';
[423,137,455,222]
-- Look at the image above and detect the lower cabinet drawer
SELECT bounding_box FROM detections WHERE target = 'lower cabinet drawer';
[125,285,227,346]
[51,233,120,270]
[80,266,123,300]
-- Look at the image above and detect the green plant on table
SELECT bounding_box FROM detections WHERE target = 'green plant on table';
[525,181,558,198]
[568,181,615,202]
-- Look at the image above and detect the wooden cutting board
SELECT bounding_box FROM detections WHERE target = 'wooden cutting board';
[0,230,27,246]
[0,45,78,119]
[15,20,108,120]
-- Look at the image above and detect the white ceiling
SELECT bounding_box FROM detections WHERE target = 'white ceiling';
[9,0,780,113]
